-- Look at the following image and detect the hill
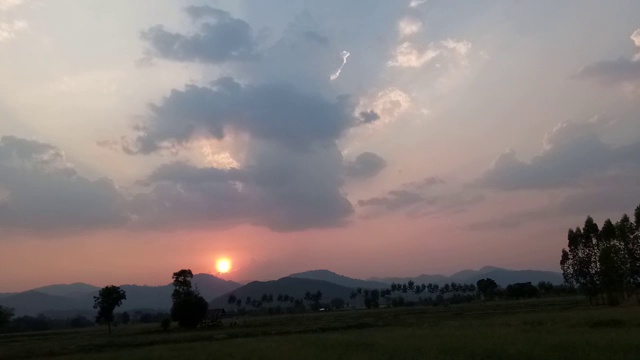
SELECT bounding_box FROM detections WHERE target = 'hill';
[31,282,100,297]
[0,274,241,317]
[289,270,387,289]
[0,291,88,316]
[209,277,353,310]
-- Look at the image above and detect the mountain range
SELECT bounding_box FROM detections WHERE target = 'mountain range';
[0,274,241,317]
[0,267,563,317]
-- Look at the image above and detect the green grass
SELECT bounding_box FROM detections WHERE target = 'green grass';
[2,298,640,359]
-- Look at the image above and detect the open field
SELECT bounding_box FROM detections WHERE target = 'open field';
[2,298,639,360]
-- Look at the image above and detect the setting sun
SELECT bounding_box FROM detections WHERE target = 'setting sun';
[216,258,232,274]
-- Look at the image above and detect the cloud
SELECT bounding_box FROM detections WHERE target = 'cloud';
[357,88,411,124]
[575,29,640,87]
[0,136,127,232]
[131,77,356,153]
[140,6,257,64]
[124,60,362,231]
[330,50,350,80]
[134,142,354,232]
[467,180,640,231]
[357,176,480,217]
[359,189,425,211]
[0,0,23,11]
[358,110,380,124]
[388,41,439,68]
[476,118,640,190]
[409,0,427,8]
[398,16,422,38]
[345,152,386,179]
[388,39,471,68]
[124,1,426,232]
[0,20,27,42]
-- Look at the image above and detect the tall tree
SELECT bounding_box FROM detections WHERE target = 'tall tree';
[561,203,640,305]
[170,269,208,328]
[93,285,126,335]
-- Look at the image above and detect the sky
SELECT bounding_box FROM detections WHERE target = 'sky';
[1,0,640,292]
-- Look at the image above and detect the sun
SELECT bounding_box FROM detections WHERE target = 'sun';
[216,258,232,274]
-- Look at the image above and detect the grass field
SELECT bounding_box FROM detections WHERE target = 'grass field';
[2,298,639,359]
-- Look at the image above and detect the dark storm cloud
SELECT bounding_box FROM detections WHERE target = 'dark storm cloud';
[476,120,640,191]
[345,152,386,179]
[0,136,127,232]
[140,6,258,64]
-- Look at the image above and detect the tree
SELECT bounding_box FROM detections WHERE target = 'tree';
[506,282,539,299]
[476,278,498,300]
[0,305,14,327]
[560,203,640,305]
[407,280,415,291]
[93,285,126,335]
[170,269,208,328]
[228,294,237,306]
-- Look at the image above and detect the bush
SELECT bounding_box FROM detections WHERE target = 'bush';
[171,295,208,328]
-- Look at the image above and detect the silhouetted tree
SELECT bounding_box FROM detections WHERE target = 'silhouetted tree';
[227,294,237,306]
[93,285,126,335]
[407,280,415,291]
[170,269,208,328]
[476,278,498,300]
[561,204,640,305]
[0,306,14,327]
[506,282,539,299]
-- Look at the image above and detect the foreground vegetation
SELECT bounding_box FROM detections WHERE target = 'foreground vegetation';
[1,297,639,359]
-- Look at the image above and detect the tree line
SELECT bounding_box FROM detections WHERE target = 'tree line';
[560,203,640,305]
[222,278,575,315]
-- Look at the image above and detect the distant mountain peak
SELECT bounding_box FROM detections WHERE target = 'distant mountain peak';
[478,265,506,273]
[289,269,387,289]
